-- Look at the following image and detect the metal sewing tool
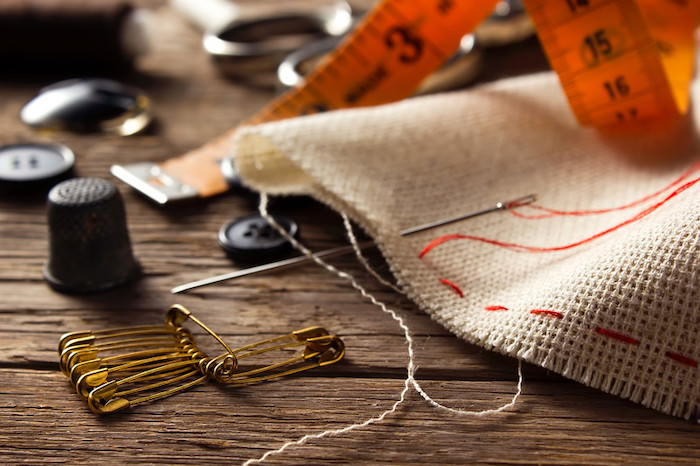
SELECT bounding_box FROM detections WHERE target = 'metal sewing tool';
[171,241,375,294]
[172,194,535,294]
[171,0,353,79]
[58,304,345,414]
[44,177,141,293]
[204,3,353,80]
[21,78,152,136]
[399,194,536,236]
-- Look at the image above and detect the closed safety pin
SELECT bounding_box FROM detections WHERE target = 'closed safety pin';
[59,334,184,375]
[58,304,345,414]
[73,351,198,399]
[59,325,177,353]
[219,326,345,384]
[69,347,194,389]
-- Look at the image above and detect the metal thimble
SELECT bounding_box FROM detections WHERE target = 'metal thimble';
[44,177,140,293]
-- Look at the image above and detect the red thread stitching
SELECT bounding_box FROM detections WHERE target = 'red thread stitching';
[665,351,697,367]
[418,175,700,258]
[485,305,508,311]
[508,159,700,219]
[530,309,563,318]
[477,308,696,370]
[439,278,464,298]
[596,327,639,344]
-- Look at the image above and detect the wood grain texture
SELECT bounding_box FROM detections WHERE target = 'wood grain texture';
[0,1,697,464]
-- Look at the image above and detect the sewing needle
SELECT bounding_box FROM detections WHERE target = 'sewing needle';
[171,241,375,294]
[399,194,536,236]
[172,194,535,293]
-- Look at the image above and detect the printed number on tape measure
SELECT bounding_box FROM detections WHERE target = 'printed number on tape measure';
[112,0,699,203]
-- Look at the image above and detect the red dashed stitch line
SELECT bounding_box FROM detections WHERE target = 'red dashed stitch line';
[478,308,696,370]
[595,327,639,344]
[439,278,464,298]
[485,305,508,311]
[665,352,698,367]
[530,309,563,318]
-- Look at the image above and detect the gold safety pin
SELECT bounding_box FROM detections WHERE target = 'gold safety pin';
[69,348,194,388]
[222,327,345,384]
[86,359,208,413]
[74,352,198,399]
[58,304,345,414]
[59,335,185,375]
[59,325,177,353]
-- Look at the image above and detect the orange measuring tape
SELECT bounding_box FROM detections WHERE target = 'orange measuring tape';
[111,0,700,203]
[527,0,698,127]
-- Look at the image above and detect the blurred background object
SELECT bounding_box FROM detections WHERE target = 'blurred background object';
[0,0,151,74]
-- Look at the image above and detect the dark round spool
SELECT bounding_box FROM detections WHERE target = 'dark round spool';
[0,0,136,72]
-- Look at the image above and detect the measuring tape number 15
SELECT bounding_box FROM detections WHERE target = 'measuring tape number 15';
[111,0,700,204]
[526,0,699,127]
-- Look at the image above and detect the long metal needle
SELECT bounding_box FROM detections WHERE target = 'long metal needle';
[399,194,536,236]
[172,194,535,293]
[171,241,375,294]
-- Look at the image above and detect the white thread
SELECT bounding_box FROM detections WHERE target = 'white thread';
[242,378,412,465]
[244,192,523,464]
[340,212,524,416]
[413,359,523,416]
[340,212,404,294]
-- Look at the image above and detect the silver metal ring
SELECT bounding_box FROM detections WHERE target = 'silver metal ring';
[277,34,341,89]
[203,1,352,78]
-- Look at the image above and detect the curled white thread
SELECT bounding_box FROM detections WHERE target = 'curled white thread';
[244,192,523,465]
[340,211,524,416]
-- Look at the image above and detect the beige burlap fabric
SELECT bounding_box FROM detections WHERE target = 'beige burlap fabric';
[232,71,699,420]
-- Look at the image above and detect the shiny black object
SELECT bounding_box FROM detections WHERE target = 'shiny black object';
[218,214,299,263]
[21,78,151,135]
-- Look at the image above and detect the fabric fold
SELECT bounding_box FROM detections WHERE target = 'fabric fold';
[233,71,699,420]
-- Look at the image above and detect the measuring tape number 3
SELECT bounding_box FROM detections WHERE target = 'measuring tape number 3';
[112,0,700,203]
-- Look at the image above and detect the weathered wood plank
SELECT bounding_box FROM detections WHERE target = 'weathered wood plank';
[0,1,697,464]
[1,330,556,381]
[0,369,697,465]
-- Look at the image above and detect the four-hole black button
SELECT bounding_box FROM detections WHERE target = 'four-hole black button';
[218,214,299,264]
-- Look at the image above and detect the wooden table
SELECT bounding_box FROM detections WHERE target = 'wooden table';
[1,1,698,463]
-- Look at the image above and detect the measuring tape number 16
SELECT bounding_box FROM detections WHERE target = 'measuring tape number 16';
[111,0,700,204]
[526,0,699,127]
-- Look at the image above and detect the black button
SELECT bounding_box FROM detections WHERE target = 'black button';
[218,214,299,263]
[0,142,75,192]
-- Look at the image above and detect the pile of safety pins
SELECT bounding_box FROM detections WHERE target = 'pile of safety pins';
[58,304,345,414]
